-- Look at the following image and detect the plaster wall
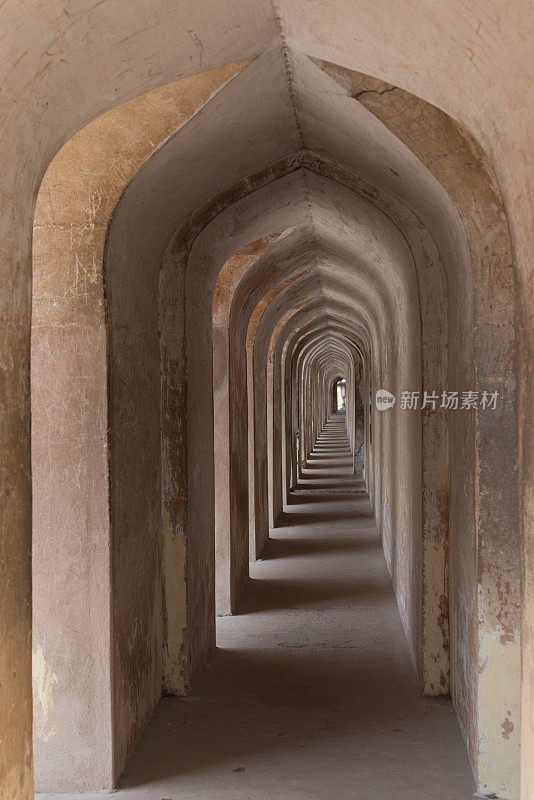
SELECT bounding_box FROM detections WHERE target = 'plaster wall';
[212,234,281,613]
[31,62,249,789]
[320,65,520,790]
[0,7,528,798]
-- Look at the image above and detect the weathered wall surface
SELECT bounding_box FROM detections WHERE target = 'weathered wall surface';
[0,7,530,800]
[31,61,249,791]
[315,63,519,796]
[212,235,281,613]
[31,327,110,791]
[77,49,503,795]
[31,129,112,790]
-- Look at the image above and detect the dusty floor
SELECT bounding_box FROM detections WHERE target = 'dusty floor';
[38,414,476,800]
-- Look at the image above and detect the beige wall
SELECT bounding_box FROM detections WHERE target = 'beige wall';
[0,6,529,799]
[30,62,249,791]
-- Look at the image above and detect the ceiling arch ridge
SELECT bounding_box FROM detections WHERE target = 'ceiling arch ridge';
[162,153,442,325]
[266,270,331,324]
[286,307,373,356]
[294,159,322,285]
[280,311,370,392]
[318,360,351,380]
[315,345,361,376]
[281,316,370,375]
[231,221,318,296]
[312,345,354,375]
[158,162,427,415]
[305,331,353,355]
[271,297,378,377]
[250,265,383,371]
[299,166,335,299]
[227,209,398,326]
[240,262,325,342]
[284,49,466,269]
[228,227,336,339]
[285,316,369,362]
[193,169,415,328]
[299,320,369,360]
[314,270,391,332]
[143,56,448,270]
[280,42,306,150]
[292,326,363,391]
[200,180,405,362]
[265,293,371,353]
[309,339,356,371]
[134,85,445,314]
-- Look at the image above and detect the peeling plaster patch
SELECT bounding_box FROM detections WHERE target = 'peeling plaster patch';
[32,647,58,743]
[502,715,514,740]
[477,628,520,798]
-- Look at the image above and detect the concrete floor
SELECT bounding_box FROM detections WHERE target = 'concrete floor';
[38,413,476,800]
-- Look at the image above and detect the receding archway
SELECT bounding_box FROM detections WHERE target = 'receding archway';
[23,43,519,800]
[333,378,346,411]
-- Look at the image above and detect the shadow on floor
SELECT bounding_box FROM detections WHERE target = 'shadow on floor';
[258,533,378,559]
[237,575,390,612]
[283,491,368,507]
[114,490,474,800]
[103,415,475,800]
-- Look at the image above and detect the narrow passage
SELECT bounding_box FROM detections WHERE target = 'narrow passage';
[40,413,475,800]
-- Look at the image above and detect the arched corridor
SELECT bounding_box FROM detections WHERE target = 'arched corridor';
[38,413,475,800]
[0,5,533,800]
